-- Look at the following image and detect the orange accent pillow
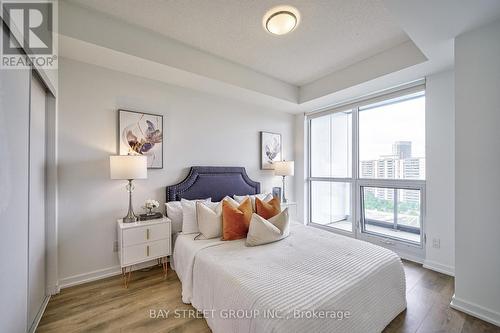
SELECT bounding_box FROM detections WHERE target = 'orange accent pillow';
[222,198,253,240]
[255,197,281,219]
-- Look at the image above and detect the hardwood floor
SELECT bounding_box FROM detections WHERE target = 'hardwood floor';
[38,261,500,333]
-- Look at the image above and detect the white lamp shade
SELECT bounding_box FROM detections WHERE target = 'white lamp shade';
[109,155,147,180]
[274,161,294,176]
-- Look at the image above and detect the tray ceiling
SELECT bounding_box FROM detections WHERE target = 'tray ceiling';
[66,0,409,86]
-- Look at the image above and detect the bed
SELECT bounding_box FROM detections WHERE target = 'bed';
[168,166,406,333]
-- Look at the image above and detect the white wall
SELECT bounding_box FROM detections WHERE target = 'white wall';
[294,114,307,223]
[423,70,455,275]
[452,18,500,326]
[57,58,295,286]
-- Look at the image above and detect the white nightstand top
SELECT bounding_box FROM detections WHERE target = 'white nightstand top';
[117,216,170,230]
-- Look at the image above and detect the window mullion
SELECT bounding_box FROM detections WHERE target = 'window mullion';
[393,188,398,230]
[353,106,359,234]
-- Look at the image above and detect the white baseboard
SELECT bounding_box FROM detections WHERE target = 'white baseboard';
[59,266,121,289]
[451,295,500,327]
[29,295,50,333]
[46,283,61,295]
[398,252,424,264]
[59,260,160,289]
[423,259,455,276]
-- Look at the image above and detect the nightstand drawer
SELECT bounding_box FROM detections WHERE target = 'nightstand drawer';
[123,223,170,246]
[122,239,170,266]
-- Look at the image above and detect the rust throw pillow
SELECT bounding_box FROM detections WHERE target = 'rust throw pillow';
[255,197,281,219]
[222,197,253,240]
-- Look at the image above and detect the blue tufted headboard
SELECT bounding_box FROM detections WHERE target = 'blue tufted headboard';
[166,166,261,202]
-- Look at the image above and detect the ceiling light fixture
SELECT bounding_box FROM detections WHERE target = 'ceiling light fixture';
[263,6,300,36]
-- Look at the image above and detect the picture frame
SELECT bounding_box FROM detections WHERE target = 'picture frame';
[272,187,282,201]
[260,131,282,170]
[118,109,164,169]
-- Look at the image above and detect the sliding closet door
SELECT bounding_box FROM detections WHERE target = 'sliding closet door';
[28,75,48,329]
[0,23,31,333]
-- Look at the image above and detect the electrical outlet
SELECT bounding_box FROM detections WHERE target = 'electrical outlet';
[113,240,119,252]
[432,238,440,249]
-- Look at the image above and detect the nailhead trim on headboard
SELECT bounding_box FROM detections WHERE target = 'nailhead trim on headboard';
[165,166,260,202]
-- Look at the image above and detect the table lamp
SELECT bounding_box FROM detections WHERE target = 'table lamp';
[274,160,294,203]
[110,155,147,223]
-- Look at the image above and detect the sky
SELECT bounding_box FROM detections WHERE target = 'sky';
[359,96,425,161]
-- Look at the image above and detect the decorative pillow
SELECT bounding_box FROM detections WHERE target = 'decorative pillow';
[255,197,281,219]
[223,196,240,207]
[221,197,252,241]
[196,201,222,239]
[234,193,272,212]
[246,208,290,247]
[165,201,183,233]
[181,198,211,234]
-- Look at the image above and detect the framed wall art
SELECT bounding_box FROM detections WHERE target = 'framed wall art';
[118,109,164,169]
[260,131,282,170]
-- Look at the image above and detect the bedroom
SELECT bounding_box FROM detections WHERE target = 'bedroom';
[0,0,499,332]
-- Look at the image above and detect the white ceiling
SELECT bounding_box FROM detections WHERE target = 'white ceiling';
[59,0,500,113]
[66,0,409,86]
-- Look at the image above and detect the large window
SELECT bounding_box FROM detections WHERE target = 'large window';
[308,85,426,250]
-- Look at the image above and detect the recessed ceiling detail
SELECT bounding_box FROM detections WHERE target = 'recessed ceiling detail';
[263,6,300,36]
[66,0,410,86]
[60,0,500,113]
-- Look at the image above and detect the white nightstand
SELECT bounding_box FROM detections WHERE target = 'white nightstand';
[117,216,171,288]
[281,202,297,220]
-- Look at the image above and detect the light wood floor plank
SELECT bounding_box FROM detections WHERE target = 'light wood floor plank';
[38,262,500,333]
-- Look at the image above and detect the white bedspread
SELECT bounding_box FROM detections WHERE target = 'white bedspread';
[173,222,406,333]
[173,233,227,303]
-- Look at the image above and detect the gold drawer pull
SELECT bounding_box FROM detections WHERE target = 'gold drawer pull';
[146,245,150,256]
[146,228,150,240]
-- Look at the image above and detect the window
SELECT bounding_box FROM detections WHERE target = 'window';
[310,110,352,178]
[308,84,426,250]
[309,110,353,232]
[359,92,425,180]
[311,181,351,232]
[361,186,422,244]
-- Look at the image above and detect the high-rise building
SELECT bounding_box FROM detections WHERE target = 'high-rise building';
[392,141,412,159]
[360,141,424,204]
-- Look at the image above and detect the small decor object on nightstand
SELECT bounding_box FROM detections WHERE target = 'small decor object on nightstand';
[274,160,294,203]
[144,199,159,215]
[140,199,163,221]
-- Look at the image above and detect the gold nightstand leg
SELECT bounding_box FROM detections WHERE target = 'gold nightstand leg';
[162,257,168,280]
[122,266,132,288]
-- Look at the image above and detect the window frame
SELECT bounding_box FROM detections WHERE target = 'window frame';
[307,81,426,253]
[359,180,425,246]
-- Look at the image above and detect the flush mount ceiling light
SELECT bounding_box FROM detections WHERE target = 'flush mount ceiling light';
[263,6,300,36]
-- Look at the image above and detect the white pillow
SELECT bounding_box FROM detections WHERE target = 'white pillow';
[165,201,183,233]
[196,201,222,239]
[180,198,211,234]
[223,195,240,207]
[246,208,290,246]
[234,193,273,211]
